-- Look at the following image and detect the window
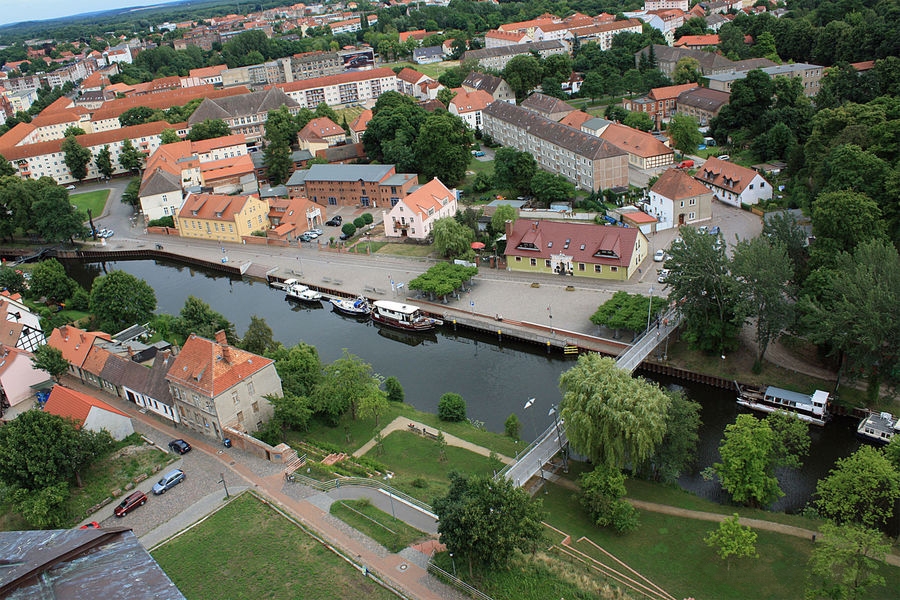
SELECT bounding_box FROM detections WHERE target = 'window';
[594,265,602,273]
[232,390,239,404]
[515,256,521,262]
[545,259,551,267]
[578,263,585,271]
[237,411,244,422]
[530,258,537,266]
[247,381,255,394]
[252,401,260,413]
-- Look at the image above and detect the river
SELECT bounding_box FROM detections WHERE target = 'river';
[66,258,864,513]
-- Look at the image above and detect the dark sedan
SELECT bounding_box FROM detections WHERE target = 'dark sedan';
[168,439,192,454]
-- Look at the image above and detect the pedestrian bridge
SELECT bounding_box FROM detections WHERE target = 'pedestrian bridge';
[497,421,568,488]
[615,306,682,373]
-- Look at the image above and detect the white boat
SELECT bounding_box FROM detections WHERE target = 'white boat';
[735,384,831,426]
[269,278,298,291]
[857,412,900,446]
[284,282,309,301]
[371,300,443,332]
[292,288,323,303]
[329,296,372,317]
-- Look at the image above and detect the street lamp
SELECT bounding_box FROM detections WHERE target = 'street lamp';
[449,552,457,577]
[646,285,654,332]
[548,405,568,473]
[218,472,230,499]
[524,397,538,441]
[384,472,396,518]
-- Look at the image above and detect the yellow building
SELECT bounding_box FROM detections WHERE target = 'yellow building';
[175,192,269,243]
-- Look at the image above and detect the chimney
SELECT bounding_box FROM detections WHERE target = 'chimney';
[505,219,513,238]
[214,329,228,345]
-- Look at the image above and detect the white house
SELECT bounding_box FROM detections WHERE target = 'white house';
[383,178,458,241]
[448,88,494,130]
[647,168,713,230]
[43,385,134,441]
[0,345,50,420]
[0,292,45,352]
[694,157,772,208]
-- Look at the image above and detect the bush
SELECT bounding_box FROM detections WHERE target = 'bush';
[251,230,267,237]
[67,287,90,311]
[341,223,357,237]
[361,212,374,225]
[147,216,174,228]
[504,413,521,440]
[438,393,466,422]
[383,376,404,402]
[353,216,366,229]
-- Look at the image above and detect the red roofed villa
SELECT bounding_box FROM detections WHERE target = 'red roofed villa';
[504,219,649,280]
[165,330,282,439]
[383,177,458,241]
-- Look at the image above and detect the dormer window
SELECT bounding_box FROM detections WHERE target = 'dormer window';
[547,241,553,248]
[564,239,570,249]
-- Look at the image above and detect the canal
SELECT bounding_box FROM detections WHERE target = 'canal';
[67,258,864,513]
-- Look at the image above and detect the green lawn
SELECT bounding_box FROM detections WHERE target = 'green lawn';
[330,499,429,552]
[70,190,110,219]
[381,60,458,80]
[153,492,397,600]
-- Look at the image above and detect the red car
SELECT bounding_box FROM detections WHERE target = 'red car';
[114,490,147,517]
[79,521,100,529]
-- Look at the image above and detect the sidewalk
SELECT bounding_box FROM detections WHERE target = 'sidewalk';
[71,377,467,600]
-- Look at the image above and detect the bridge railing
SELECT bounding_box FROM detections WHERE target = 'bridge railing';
[495,422,559,480]
[289,473,436,516]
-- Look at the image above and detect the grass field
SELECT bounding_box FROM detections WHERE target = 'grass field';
[381,60,458,80]
[70,190,110,219]
[330,498,428,552]
[153,492,397,600]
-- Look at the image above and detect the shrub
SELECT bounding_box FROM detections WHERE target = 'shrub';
[353,216,366,229]
[67,287,90,311]
[362,212,374,225]
[147,216,174,228]
[251,230,267,237]
[504,413,521,440]
[341,223,357,237]
[438,393,466,422]
[383,376,404,402]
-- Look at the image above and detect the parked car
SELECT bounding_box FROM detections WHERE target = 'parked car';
[65,184,76,191]
[298,233,313,242]
[168,439,191,454]
[717,155,730,161]
[339,232,352,241]
[658,269,670,284]
[710,225,721,236]
[653,249,667,262]
[305,230,320,239]
[697,225,709,235]
[311,227,324,236]
[79,521,100,529]
[677,159,694,169]
[114,490,147,517]
[471,150,485,157]
[325,216,342,226]
[152,468,185,495]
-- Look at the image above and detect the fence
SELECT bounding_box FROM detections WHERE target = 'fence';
[426,562,494,600]
[289,473,436,517]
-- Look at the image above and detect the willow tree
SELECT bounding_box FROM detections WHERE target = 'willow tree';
[559,355,670,469]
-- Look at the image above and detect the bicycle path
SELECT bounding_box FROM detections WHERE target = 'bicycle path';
[353,416,514,464]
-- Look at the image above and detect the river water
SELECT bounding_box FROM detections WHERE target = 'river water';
[67,259,864,513]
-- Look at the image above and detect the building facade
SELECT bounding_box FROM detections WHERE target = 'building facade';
[694,157,772,207]
[383,178,458,240]
[276,68,399,109]
[175,192,270,242]
[286,164,417,208]
[647,167,713,230]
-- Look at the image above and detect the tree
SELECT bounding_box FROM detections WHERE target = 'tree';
[623,111,653,132]
[433,471,546,577]
[559,354,670,469]
[639,391,702,483]
[241,315,276,355]
[0,154,16,177]
[383,376,404,402]
[530,171,575,205]
[30,185,85,243]
[672,57,702,84]
[503,54,542,100]
[31,344,69,383]
[432,216,474,259]
[89,270,157,333]
[580,71,604,102]
[762,210,810,283]
[187,119,231,142]
[579,464,639,533]
[710,412,808,507]
[94,145,113,179]
[667,114,703,157]
[436,87,456,107]
[621,68,644,97]
[492,148,536,195]
[810,190,885,260]
[490,204,517,235]
[118,138,144,173]
[731,236,794,372]
[311,350,381,424]
[704,514,758,570]
[357,387,389,427]
[413,111,473,185]
[176,296,236,343]
[0,266,26,295]
[267,342,322,398]
[664,226,744,354]
[807,522,889,600]
[29,259,77,302]
[802,240,900,400]
[438,392,467,422]
[61,135,91,181]
[0,409,114,491]
[160,128,180,144]
[589,291,668,338]
[263,393,312,441]
[119,106,155,127]
[504,413,520,440]
[63,126,86,137]
[814,445,900,529]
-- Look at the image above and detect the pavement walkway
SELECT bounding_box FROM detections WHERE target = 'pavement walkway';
[354,416,514,464]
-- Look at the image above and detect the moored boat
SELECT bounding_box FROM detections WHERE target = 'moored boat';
[857,412,900,445]
[735,383,831,426]
[270,278,299,291]
[329,295,372,317]
[287,287,323,303]
[371,300,443,332]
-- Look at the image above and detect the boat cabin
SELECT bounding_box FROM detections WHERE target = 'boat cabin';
[763,387,829,418]
[857,412,900,445]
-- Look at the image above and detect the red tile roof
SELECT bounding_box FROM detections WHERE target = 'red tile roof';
[350,109,372,132]
[559,110,592,129]
[674,34,720,47]
[298,117,344,140]
[649,83,699,101]
[599,123,674,159]
[166,332,274,397]
[397,67,427,84]
[400,177,453,215]
[449,88,493,114]
[178,191,258,221]
[398,30,427,42]
[651,168,713,200]
[43,385,129,426]
[694,156,765,195]
[90,86,249,123]
[506,220,641,268]
[47,325,111,368]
